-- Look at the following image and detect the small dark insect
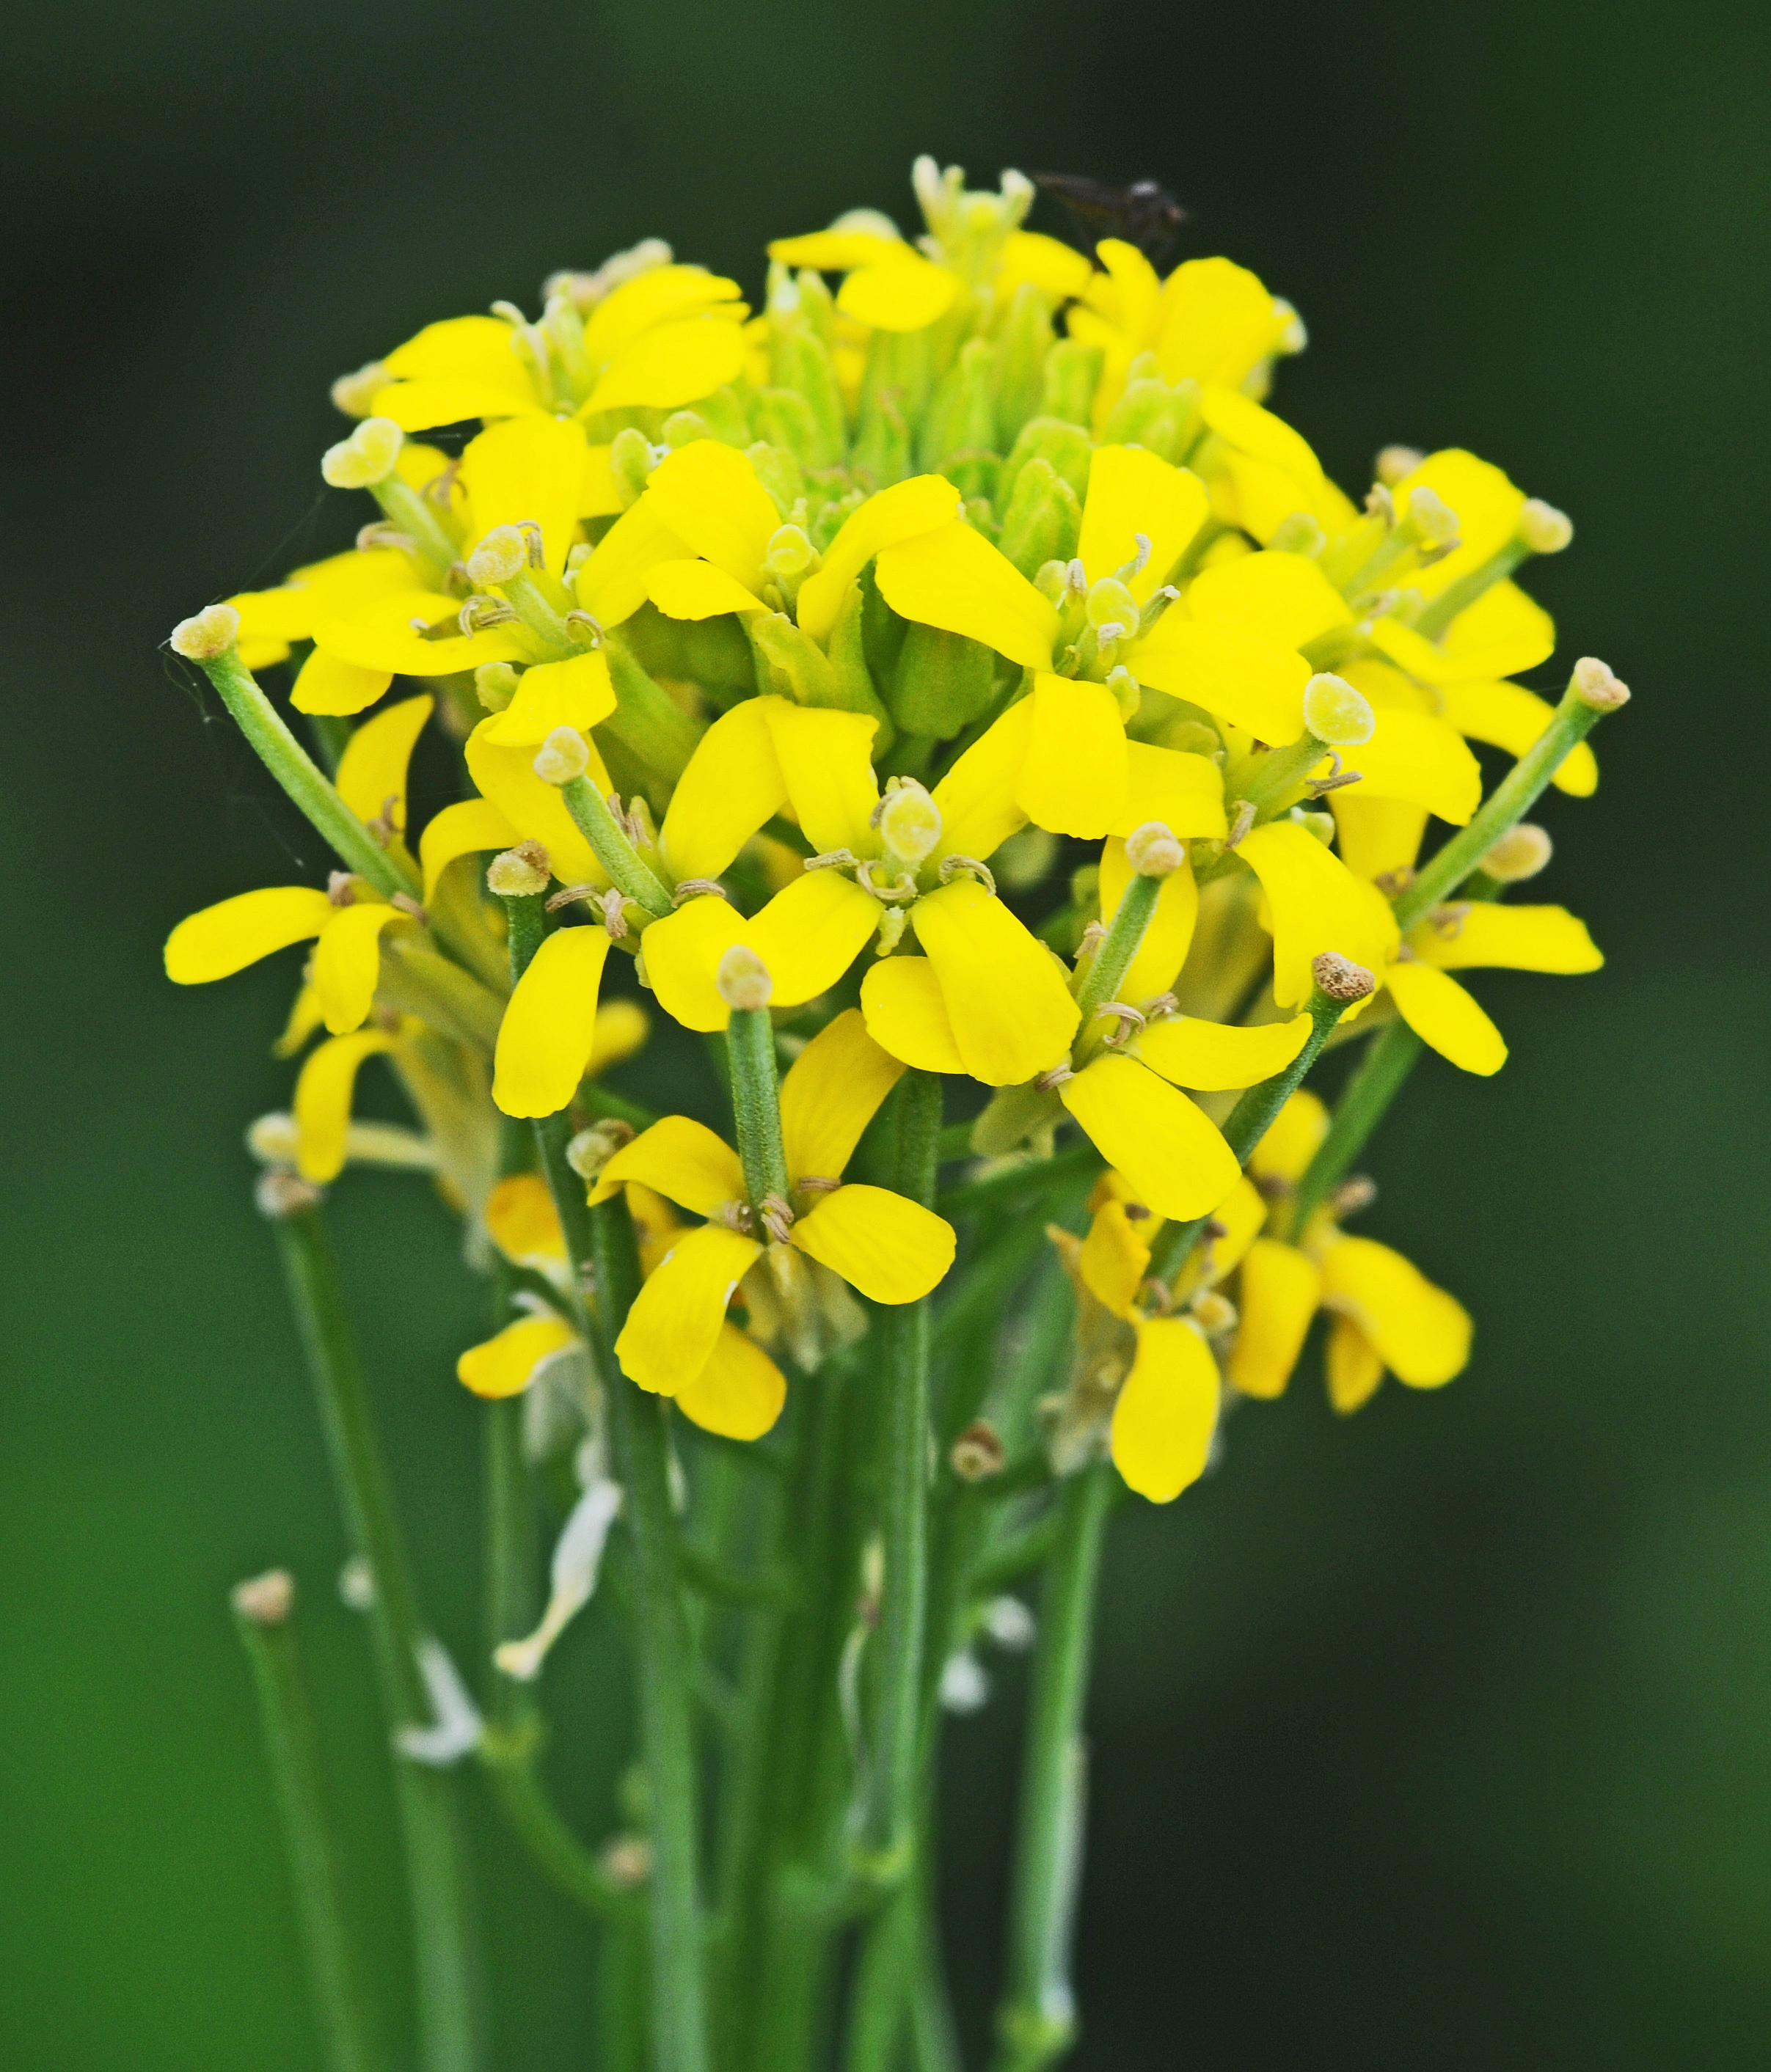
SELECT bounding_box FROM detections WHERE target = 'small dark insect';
[1032,174,1188,266]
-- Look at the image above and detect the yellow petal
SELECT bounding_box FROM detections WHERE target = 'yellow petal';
[1113,743,1227,841]
[1136,1012,1311,1091]
[335,693,432,833]
[464,718,608,887]
[909,878,1079,1086]
[1318,1236,1470,1388]
[790,1184,957,1303]
[1198,387,1323,491]
[1438,680,1598,797]
[1391,449,1523,599]
[1436,581,1555,679]
[998,230,1095,301]
[313,612,527,679]
[838,251,959,332]
[584,312,748,415]
[485,1171,567,1272]
[373,378,544,431]
[166,886,333,984]
[768,230,905,271]
[292,1028,396,1183]
[580,443,622,518]
[763,703,883,857]
[580,266,743,362]
[1098,839,1198,1002]
[745,870,884,1007]
[658,699,786,882]
[779,1008,906,1183]
[420,791,534,907]
[1076,445,1209,601]
[575,497,690,630]
[1410,904,1602,974]
[616,1224,763,1396]
[272,983,326,1060]
[795,475,964,643]
[929,698,1034,863]
[382,314,534,388]
[859,956,968,1075]
[1059,1054,1240,1220]
[1079,1198,1152,1319]
[1227,1239,1321,1399]
[312,904,404,1034]
[593,1115,745,1218]
[1155,257,1288,387]
[1349,710,1481,824]
[1128,618,1310,744]
[492,926,611,1119]
[1189,1176,1266,1292]
[676,1324,787,1440]
[1325,1314,1385,1416]
[874,522,1059,672]
[1327,795,1426,885]
[1188,550,1352,650]
[1111,1317,1219,1503]
[647,560,767,619]
[1384,962,1506,1076]
[1087,239,1162,340]
[1246,1089,1328,1184]
[479,650,616,747]
[627,1182,684,1273]
[457,1314,579,1400]
[291,649,394,717]
[1235,821,1399,1008]
[459,414,588,576]
[1015,675,1129,838]
[638,898,747,1033]
[642,440,782,591]
[588,998,649,1076]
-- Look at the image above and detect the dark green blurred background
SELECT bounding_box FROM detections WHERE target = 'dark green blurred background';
[4,0,1767,2062]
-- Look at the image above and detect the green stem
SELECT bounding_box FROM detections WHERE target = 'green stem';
[990,1463,1114,2072]
[476,1735,638,1923]
[372,472,462,583]
[1072,869,1162,1025]
[591,1195,710,2072]
[559,775,676,917]
[270,1201,481,2072]
[1290,1019,1425,1232]
[1230,728,1330,818]
[725,1006,792,1206]
[194,647,418,897]
[934,1140,1100,1220]
[603,636,708,788]
[1392,675,1620,931]
[233,1579,387,2072]
[305,709,353,777]
[1409,540,1527,640]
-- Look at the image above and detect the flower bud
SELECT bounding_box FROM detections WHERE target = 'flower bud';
[877,779,943,867]
[329,361,389,418]
[1085,575,1140,637]
[1266,511,1327,557]
[232,1569,295,1625]
[566,1119,635,1179]
[1480,823,1552,882]
[475,662,521,713]
[321,416,404,489]
[1191,1289,1238,1336]
[486,842,551,898]
[1405,485,1460,549]
[1519,498,1573,554]
[763,522,819,581]
[1375,444,1425,486]
[169,602,241,661]
[533,728,590,786]
[467,525,527,587]
[1311,952,1376,1003]
[1301,672,1376,747]
[1122,820,1186,877]
[716,944,773,1011]
[1570,656,1629,712]
[608,425,657,509]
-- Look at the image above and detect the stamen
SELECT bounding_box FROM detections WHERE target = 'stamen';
[804,847,861,871]
[671,878,729,906]
[1426,901,1472,938]
[937,854,996,896]
[1329,1174,1378,1220]
[544,880,601,912]
[326,871,357,907]
[389,893,427,924]
[949,1421,1006,1482]
[856,858,919,902]
[356,522,415,554]
[564,609,603,647]
[423,463,461,510]
[1142,992,1179,1022]
[796,1175,843,1195]
[1093,1001,1146,1047]
[718,1201,758,1234]
[1225,799,1257,849]
[1034,1064,1074,1091]
[759,1192,796,1245]
[565,1119,635,1179]
[594,888,631,940]
[716,944,774,1011]
[516,519,547,570]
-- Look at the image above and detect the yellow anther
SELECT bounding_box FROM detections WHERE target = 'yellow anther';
[1301,672,1376,747]
[321,416,403,489]
[877,779,943,868]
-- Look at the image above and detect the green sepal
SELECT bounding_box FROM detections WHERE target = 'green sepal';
[888,623,997,737]
[827,580,897,750]
[996,456,1082,578]
[1038,340,1105,429]
[746,609,894,736]
[752,389,829,477]
[920,337,998,472]
[1099,375,1202,464]
[745,439,806,519]
[859,560,908,684]
[997,414,1093,516]
[971,1080,1064,1159]
[854,328,932,489]
[600,634,705,787]
[994,280,1058,450]
[767,284,847,470]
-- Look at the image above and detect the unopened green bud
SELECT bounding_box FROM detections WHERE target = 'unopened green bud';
[1301,673,1375,747]
[533,728,590,786]
[1267,511,1328,557]
[169,602,241,661]
[716,944,773,1011]
[1480,822,1553,882]
[486,841,550,897]
[609,426,658,510]
[660,409,712,450]
[1519,498,1574,554]
[877,778,943,866]
[321,416,403,489]
[767,304,847,472]
[825,581,895,749]
[746,440,806,519]
[330,361,389,419]
[1099,376,1202,464]
[467,524,528,587]
[1374,444,1424,486]
[1292,808,1337,846]
[1038,340,1104,429]
[921,337,1000,502]
[751,389,827,476]
[994,280,1057,449]
[1123,820,1185,876]
[475,662,521,712]
[997,416,1092,516]
[888,623,997,736]
[996,458,1081,579]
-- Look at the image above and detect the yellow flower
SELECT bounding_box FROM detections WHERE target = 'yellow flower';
[587,1011,955,1432]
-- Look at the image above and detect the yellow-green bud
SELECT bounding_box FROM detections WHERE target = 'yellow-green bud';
[486,841,550,898]
[716,944,773,1011]
[1570,656,1629,711]
[1267,511,1328,557]
[1480,822,1553,882]
[533,728,590,786]
[169,602,240,661]
[321,416,403,489]
[1122,820,1185,877]
[1519,498,1574,554]
[467,525,527,587]
[1375,444,1424,486]
[475,662,521,713]
[608,425,658,509]
[764,523,819,581]
[877,778,943,866]
[1405,485,1460,549]
[330,361,389,419]
[1301,672,1376,747]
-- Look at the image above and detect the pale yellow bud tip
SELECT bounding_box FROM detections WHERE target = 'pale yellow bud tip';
[1375,444,1425,486]
[475,662,520,713]
[1570,656,1629,712]
[169,602,241,662]
[329,360,390,418]
[1405,485,1460,548]
[1122,820,1186,876]
[566,1119,635,1180]
[716,944,773,1012]
[1301,672,1376,747]
[486,841,551,898]
[321,415,404,489]
[467,524,527,587]
[1312,952,1376,1004]
[533,728,591,786]
[1480,823,1553,882]
[232,1569,296,1625]
[1519,498,1573,554]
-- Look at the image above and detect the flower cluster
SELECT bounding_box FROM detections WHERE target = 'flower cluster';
[169,153,1625,1555]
